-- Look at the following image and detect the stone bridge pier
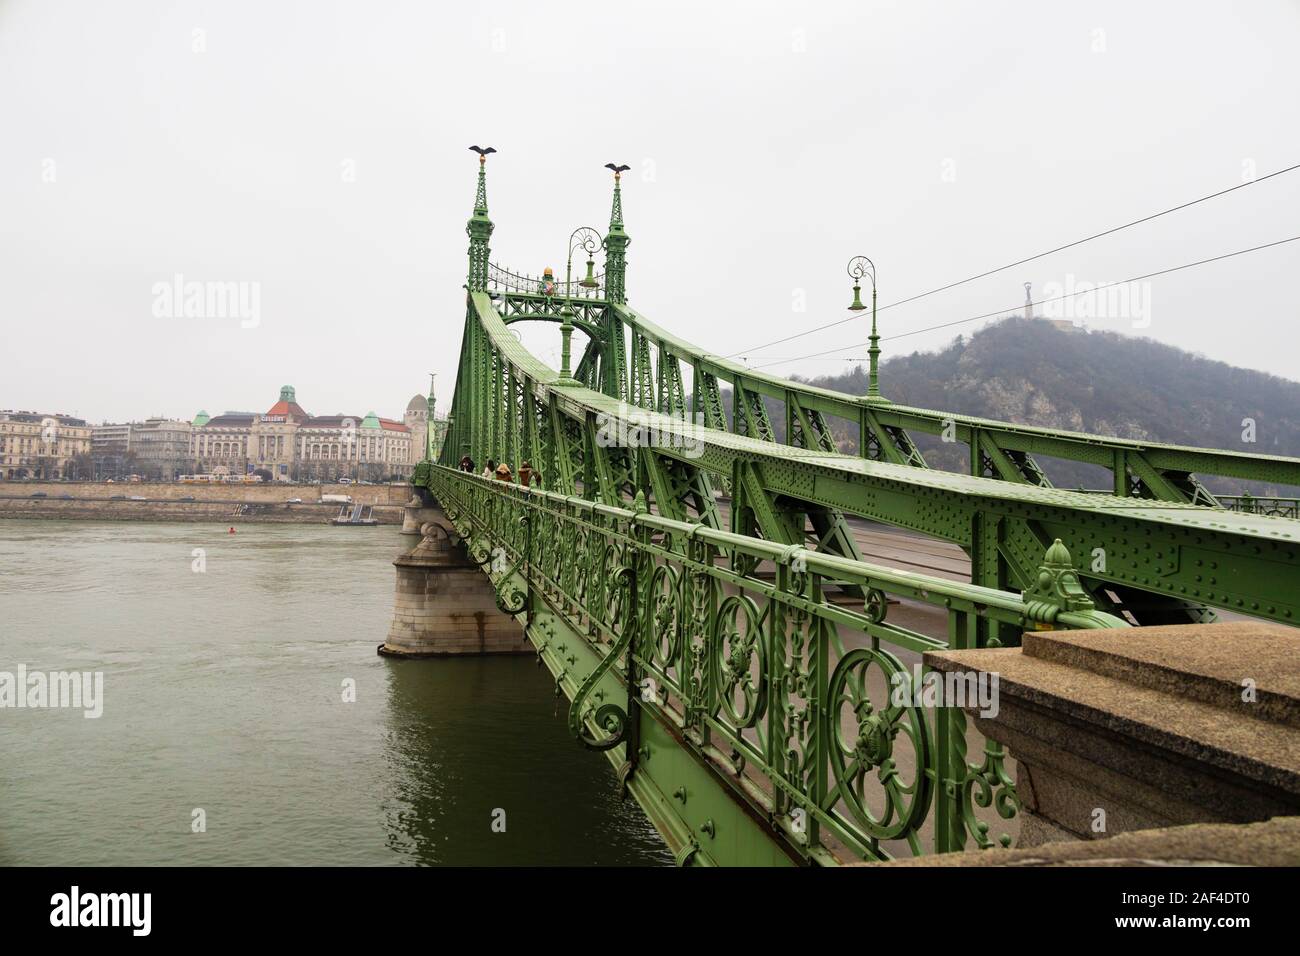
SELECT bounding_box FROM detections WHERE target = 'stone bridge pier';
[399,493,445,536]
[379,510,527,658]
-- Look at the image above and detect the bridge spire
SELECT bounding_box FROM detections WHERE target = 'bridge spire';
[603,163,631,304]
[427,372,437,460]
[466,146,496,291]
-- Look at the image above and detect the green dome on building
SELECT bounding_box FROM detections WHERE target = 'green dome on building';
[192,410,210,427]
[361,410,381,429]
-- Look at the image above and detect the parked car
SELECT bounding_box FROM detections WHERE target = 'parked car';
[128,495,147,501]
[109,495,126,500]
[286,497,303,504]
[58,494,74,500]
[337,478,353,485]
[179,495,196,502]
[30,492,47,498]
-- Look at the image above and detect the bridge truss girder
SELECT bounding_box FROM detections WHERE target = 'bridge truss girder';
[439,292,1300,635]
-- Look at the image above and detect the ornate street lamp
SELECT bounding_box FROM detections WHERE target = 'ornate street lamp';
[555,225,604,385]
[847,255,884,401]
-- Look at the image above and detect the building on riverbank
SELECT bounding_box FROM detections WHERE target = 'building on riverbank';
[133,418,194,480]
[0,410,93,479]
[90,422,134,479]
[24,385,447,483]
[188,385,420,482]
[91,418,194,481]
[402,392,449,464]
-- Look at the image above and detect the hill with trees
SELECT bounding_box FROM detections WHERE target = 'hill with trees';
[730,317,1300,495]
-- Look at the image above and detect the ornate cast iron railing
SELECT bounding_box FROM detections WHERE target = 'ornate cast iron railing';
[1217,494,1300,519]
[426,464,1127,863]
[487,262,605,300]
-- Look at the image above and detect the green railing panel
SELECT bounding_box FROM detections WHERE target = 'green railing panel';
[427,464,1126,863]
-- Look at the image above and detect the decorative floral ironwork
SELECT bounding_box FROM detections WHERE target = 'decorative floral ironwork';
[825,648,931,842]
[713,595,767,728]
[424,466,1129,862]
[862,587,888,624]
[963,740,1020,849]
[568,564,636,751]
[647,564,681,669]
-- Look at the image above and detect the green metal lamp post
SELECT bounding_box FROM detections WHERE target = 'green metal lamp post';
[847,255,884,401]
[555,225,604,386]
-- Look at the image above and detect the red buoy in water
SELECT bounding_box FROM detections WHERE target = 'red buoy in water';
[228,527,236,534]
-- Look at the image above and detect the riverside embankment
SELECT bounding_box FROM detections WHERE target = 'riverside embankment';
[0,481,410,524]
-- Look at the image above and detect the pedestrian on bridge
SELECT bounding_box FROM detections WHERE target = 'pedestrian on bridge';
[458,455,475,474]
[482,458,496,479]
[494,463,513,483]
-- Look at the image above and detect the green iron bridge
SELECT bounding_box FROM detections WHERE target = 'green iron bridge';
[408,152,1300,866]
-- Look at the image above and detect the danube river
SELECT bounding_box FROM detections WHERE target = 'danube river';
[0,520,671,866]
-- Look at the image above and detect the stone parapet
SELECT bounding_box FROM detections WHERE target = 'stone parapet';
[861,815,1300,866]
[0,480,408,506]
[924,622,1300,846]
[0,497,402,524]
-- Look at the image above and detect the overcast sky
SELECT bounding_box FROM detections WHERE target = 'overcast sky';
[3,0,1297,424]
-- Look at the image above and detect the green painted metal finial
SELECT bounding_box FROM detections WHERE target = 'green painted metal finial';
[469,145,495,214]
[605,163,629,228]
[466,146,496,291]
[1024,539,1096,620]
[1043,538,1071,565]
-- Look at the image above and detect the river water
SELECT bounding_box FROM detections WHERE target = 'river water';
[0,520,671,866]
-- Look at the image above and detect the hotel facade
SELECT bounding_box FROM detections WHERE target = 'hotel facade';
[186,385,432,482]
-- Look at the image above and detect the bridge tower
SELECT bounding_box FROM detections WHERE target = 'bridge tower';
[603,164,629,304]
[466,147,495,291]
[601,164,632,401]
